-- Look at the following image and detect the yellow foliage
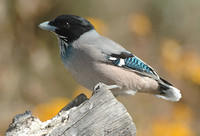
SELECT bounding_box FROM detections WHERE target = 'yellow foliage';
[161,39,182,62]
[73,85,92,99]
[181,53,200,85]
[160,38,200,85]
[173,104,193,122]
[129,13,152,36]
[33,97,70,121]
[190,66,200,84]
[86,17,108,35]
[160,39,183,76]
[151,104,195,136]
[152,121,195,136]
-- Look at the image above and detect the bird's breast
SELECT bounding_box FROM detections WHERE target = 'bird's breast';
[61,49,109,90]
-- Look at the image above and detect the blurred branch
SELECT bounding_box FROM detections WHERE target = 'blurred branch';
[5,83,136,136]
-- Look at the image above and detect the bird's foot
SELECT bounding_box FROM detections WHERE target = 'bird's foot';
[93,82,119,95]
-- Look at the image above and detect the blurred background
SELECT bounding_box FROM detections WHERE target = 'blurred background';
[0,0,200,135]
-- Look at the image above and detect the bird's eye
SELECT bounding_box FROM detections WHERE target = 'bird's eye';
[64,22,70,28]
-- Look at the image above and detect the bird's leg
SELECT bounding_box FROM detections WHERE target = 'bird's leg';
[93,82,119,95]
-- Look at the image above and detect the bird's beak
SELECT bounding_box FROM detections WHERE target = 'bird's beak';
[39,21,57,32]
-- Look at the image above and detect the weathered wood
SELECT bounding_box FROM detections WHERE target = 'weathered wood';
[6,83,136,136]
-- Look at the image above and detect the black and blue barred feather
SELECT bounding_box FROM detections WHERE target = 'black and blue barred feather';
[124,57,152,73]
[109,52,159,78]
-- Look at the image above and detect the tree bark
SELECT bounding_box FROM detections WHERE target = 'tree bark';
[6,83,136,136]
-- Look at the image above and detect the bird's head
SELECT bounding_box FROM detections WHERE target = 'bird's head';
[39,15,95,43]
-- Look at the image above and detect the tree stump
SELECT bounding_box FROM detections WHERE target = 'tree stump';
[5,83,136,136]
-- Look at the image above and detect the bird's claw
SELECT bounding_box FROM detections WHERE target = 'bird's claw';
[93,82,119,94]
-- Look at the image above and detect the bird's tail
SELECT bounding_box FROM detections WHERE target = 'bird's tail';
[155,78,181,101]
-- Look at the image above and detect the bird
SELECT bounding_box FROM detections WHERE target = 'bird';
[39,15,181,101]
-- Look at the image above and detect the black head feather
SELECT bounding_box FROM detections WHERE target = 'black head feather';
[48,15,94,43]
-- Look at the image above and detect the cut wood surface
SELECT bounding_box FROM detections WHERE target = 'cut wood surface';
[6,83,136,136]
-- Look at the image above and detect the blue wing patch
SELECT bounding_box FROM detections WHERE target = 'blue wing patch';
[124,57,152,74]
[109,55,158,76]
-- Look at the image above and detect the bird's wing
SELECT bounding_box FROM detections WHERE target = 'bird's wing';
[106,51,160,80]
[104,51,181,101]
